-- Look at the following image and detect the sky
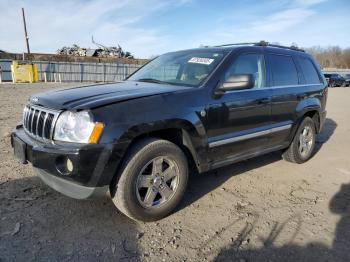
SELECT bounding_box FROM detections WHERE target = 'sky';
[0,0,349,58]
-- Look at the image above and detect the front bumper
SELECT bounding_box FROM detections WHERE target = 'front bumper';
[11,125,123,199]
[36,168,109,199]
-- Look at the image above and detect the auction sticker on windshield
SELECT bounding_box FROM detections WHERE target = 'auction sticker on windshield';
[188,57,214,65]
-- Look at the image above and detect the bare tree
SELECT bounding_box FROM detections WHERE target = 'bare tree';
[305,46,350,69]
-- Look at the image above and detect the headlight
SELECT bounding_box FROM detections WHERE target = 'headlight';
[53,111,104,143]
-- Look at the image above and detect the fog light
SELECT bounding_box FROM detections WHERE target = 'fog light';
[66,158,74,173]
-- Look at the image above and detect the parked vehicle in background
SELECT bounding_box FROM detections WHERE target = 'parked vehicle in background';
[11,41,328,222]
[341,74,350,87]
[324,73,346,87]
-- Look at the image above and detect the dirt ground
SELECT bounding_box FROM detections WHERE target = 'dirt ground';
[0,83,349,262]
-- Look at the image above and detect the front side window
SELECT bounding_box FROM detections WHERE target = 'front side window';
[128,51,228,87]
[269,54,299,86]
[224,53,266,88]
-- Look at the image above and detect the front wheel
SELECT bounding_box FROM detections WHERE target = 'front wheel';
[282,117,316,164]
[111,138,188,222]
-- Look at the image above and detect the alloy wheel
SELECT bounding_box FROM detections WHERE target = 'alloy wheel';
[136,156,179,208]
[298,125,314,157]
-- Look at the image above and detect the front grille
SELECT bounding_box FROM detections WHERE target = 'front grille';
[23,105,60,141]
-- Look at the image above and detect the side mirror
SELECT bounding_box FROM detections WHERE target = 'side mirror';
[216,74,254,94]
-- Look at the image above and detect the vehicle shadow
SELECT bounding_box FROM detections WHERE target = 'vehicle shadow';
[0,176,141,261]
[179,117,337,211]
[179,151,282,211]
[213,182,350,262]
[314,118,337,154]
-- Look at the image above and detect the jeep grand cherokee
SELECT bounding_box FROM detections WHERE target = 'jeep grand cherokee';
[11,41,327,222]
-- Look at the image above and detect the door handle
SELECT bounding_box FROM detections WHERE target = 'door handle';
[257,98,270,104]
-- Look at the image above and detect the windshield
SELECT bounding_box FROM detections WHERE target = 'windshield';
[127,50,228,87]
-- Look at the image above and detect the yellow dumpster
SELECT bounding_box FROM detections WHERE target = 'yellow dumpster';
[11,61,39,83]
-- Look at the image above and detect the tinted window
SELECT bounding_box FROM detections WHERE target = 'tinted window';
[298,57,321,84]
[269,54,299,86]
[224,53,265,88]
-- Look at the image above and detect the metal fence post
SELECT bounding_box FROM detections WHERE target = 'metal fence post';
[80,63,83,82]
[103,63,106,83]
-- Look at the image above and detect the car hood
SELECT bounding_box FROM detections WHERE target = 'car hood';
[29,81,190,110]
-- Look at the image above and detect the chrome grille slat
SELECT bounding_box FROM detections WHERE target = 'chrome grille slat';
[25,106,31,127]
[23,107,27,127]
[30,108,35,133]
[37,111,45,137]
[50,113,59,139]
[44,114,54,139]
[23,107,28,127]
[33,110,40,135]
[42,112,48,138]
[22,105,60,142]
[27,108,32,130]
[35,110,40,135]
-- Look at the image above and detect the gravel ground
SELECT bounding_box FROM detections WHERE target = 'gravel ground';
[0,83,349,262]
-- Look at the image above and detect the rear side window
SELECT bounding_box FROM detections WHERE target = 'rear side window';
[298,57,321,84]
[268,54,299,86]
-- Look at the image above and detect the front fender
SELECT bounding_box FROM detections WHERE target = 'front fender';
[116,117,210,172]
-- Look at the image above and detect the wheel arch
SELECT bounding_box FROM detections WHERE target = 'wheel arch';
[295,98,322,133]
[303,110,320,133]
[109,119,209,193]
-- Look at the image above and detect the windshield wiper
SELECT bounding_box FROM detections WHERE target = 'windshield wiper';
[136,78,168,84]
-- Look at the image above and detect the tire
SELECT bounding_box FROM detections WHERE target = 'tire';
[111,138,188,222]
[282,117,316,164]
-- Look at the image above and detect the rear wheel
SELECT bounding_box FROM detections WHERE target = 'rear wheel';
[282,117,316,164]
[111,138,188,222]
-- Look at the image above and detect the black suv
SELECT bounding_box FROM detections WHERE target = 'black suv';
[11,42,327,221]
[324,73,346,87]
[341,73,350,87]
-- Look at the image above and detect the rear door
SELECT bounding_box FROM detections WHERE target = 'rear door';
[267,53,302,147]
[204,51,272,164]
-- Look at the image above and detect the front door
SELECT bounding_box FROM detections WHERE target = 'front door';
[204,52,272,165]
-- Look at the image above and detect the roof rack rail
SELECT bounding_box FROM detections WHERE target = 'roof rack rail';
[214,42,259,47]
[213,41,305,52]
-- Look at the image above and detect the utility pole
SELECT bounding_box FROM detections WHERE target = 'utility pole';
[22,8,30,54]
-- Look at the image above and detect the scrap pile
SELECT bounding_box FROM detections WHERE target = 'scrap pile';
[57,44,87,56]
[57,38,134,58]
